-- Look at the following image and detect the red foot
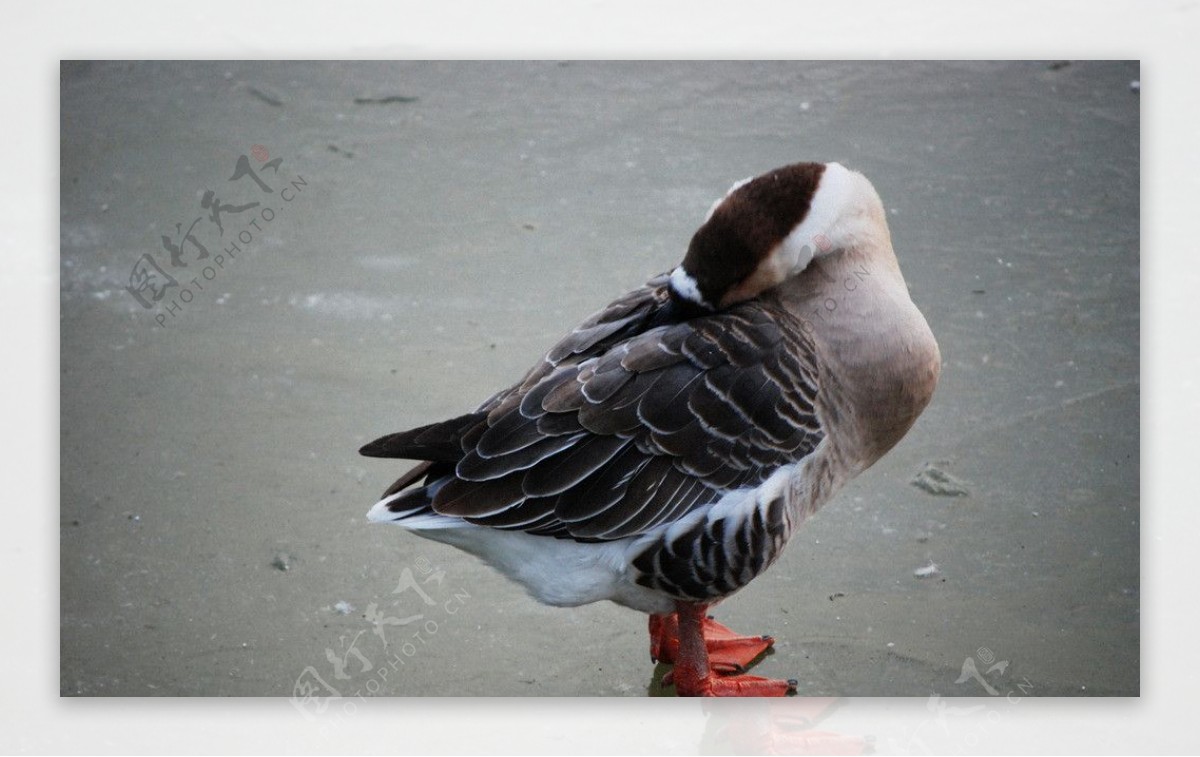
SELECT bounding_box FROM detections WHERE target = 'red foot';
[663,668,798,696]
[650,612,775,674]
[655,602,796,697]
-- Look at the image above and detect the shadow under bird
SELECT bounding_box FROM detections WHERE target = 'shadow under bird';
[360,161,941,696]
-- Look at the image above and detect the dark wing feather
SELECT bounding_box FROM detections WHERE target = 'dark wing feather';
[363,276,824,541]
[521,434,629,498]
[359,412,485,460]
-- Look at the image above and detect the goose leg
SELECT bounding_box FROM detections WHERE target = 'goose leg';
[649,609,776,674]
[659,602,797,697]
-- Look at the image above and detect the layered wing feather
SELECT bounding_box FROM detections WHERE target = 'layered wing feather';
[362,275,824,542]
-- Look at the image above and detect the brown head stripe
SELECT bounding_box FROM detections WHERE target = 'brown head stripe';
[679,162,826,307]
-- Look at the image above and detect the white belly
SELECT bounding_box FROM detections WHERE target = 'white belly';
[407,524,676,614]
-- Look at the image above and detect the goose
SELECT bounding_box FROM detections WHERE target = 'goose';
[360,161,941,696]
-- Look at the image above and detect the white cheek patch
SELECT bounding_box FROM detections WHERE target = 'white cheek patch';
[774,234,815,278]
[669,266,707,306]
[778,161,856,272]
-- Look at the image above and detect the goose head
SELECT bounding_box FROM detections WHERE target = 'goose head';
[667,161,887,313]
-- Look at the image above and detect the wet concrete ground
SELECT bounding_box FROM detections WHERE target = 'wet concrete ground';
[60,60,1138,698]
